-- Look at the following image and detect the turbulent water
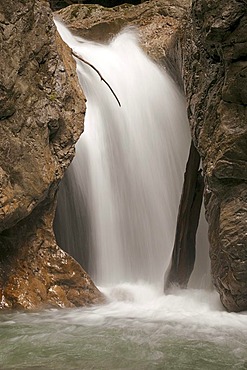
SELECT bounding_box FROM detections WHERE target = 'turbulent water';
[54,21,210,286]
[1,286,247,369]
[1,22,246,370]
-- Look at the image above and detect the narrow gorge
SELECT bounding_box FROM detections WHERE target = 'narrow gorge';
[0,0,246,314]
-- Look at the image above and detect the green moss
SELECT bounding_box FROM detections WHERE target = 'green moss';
[48,93,57,102]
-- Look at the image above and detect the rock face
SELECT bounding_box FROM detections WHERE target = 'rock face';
[0,0,104,309]
[182,0,247,311]
[1,0,245,312]
[56,0,189,81]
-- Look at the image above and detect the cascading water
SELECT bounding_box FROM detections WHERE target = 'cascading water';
[0,21,246,370]
[54,20,210,288]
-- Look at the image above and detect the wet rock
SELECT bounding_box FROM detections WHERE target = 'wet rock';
[54,0,191,271]
[0,0,104,309]
[0,201,104,309]
[182,0,247,311]
[55,0,190,74]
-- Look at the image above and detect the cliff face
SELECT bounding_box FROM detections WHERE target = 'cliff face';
[0,0,104,309]
[56,0,189,79]
[1,0,246,311]
[182,0,247,311]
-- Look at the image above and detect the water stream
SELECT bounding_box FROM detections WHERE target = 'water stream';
[1,286,247,369]
[1,22,246,370]
[54,21,208,286]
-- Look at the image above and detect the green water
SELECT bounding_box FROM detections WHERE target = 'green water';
[1,292,247,370]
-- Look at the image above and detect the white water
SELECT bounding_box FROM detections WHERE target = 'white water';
[1,284,247,370]
[54,20,209,286]
[0,21,246,370]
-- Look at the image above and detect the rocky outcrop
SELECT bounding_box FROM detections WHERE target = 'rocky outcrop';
[2,0,245,312]
[56,0,189,80]
[0,0,104,309]
[0,201,104,309]
[182,0,247,311]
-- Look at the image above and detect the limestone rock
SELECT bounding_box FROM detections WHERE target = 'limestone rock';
[0,0,104,309]
[56,0,189,64]
[182,0,247,311]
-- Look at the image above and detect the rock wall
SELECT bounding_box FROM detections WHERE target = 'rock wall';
[56,0,189,79]
[0,0,104,309]
[1,0,245,312]
[182,0,247,311]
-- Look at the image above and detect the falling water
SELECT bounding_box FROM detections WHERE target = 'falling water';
[53,21,200,286]
[0,21,247,370]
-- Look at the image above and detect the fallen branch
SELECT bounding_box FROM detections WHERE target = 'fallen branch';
[72,50,121,107]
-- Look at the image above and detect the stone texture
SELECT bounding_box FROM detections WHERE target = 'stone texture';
[0,200,104,309]
[56,0,189,66]
[182,0,247,311]
[2,0,246,312]
[0,0,104,309]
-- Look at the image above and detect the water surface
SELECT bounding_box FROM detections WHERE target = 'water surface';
[1,285,247,369]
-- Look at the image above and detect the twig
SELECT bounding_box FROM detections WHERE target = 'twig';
[72,50,121,107]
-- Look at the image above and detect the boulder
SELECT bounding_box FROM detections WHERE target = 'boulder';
[56,0,190,82]
[0,0,104,309]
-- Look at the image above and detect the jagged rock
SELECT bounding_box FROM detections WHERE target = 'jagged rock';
[182,0,247,311]
[0,0,104,309]
[55,0,189,69]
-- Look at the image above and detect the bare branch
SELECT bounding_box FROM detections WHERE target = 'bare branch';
[72,50,121,107]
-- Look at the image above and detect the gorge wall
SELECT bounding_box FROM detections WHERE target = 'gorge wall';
[182,0,247,311]
[0,0,246,311]
[0,0,104,309]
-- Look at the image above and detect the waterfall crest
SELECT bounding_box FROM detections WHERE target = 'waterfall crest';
[54,21,209,287]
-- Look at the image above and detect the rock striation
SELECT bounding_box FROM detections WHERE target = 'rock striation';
[0,0,104,309]
[182,0,247,311]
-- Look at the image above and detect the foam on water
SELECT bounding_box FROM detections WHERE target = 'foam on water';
[1,280,247,369]
[0,20,246,370]
[2,283,247,345]
[51,22,247,357]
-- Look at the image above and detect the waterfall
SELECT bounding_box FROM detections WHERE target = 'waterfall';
[2,23,247,370]
[54,21,209,288]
